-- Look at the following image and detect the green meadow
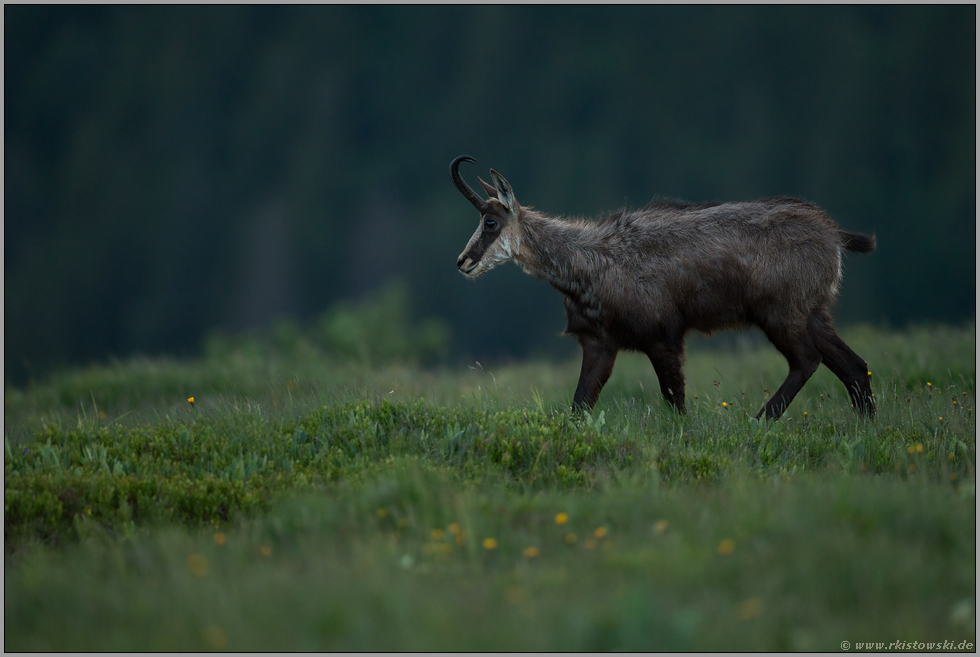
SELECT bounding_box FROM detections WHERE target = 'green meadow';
[4,322,976,651]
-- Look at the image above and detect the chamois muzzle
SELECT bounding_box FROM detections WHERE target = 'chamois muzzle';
[451,155,489,215]
[457,252,479,275]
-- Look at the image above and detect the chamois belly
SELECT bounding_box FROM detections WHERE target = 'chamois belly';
[561,276,754,351]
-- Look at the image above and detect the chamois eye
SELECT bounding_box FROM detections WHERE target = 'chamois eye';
[485,219,497,230]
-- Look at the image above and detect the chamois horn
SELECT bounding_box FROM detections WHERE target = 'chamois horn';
[450,155,489,215]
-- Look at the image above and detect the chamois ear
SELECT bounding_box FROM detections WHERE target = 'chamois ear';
[478,177,498,199]
[489,169,519,216]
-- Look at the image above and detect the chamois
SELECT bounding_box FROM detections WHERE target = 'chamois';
[452,155,876,420]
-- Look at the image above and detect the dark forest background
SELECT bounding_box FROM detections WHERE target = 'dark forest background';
[5,5,975,385]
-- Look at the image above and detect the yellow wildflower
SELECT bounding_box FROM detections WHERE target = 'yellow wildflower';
[555,512,569,525]
[738,598,764,621]
[426,542,453,555]
[655,519,668,532]
[482,537,498,550]
[565,532,578,545]
[594,527,607,539]
[505,587,528,605]
[260,545,272,557]
[448,523,461,535]
[187,397,195,404]
[584,538,598,550]
[718,539,735,555]
[523,546,540,558]
[431,528,444,540]
[187,553,209,577]
[203,625,228,651]
[214,533,226,546]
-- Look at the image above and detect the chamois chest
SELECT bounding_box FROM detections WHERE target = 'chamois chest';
[557,278,656,351]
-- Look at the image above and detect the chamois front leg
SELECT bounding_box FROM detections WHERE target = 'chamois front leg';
[572,337,618,412]
[646,342,687,413]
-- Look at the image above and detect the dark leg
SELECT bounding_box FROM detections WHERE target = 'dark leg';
[572,337,618,411]
[646,342,687,413]
[757,326,823,421]
[812,315,876,417]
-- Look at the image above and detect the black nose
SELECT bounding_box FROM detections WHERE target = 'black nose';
[457,256,466,269]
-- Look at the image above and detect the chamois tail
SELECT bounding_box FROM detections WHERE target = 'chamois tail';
[839,230,876,254]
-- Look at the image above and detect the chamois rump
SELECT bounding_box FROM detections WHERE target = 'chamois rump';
[452,155,876,421]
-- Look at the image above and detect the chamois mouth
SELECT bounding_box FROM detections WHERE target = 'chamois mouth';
[457,259,484,277]
[457,253,482,277]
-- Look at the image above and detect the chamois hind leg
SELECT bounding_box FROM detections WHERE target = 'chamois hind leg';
[811,313,876,417]
[646,341,687,413]
[757,324,823,421]
[572,337,618,412]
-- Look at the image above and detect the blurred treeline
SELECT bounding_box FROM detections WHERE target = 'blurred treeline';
[5,5,975,385]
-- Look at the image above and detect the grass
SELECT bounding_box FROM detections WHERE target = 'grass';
[4,323,977,651]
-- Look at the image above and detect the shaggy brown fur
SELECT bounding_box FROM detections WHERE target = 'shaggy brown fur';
[452,156,876,420]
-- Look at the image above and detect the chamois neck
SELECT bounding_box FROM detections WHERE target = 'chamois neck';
[515,211,609,291]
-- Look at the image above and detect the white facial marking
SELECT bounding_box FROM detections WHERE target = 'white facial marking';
[490,233,520,264]
[459,223,521,277]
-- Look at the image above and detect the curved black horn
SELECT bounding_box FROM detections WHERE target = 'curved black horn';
[450,155,489,214]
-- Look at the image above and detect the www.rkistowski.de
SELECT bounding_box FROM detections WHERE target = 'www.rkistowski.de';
[842,640,974,650]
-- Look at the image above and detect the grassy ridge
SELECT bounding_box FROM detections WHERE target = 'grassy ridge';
[4,324,977,650]
[6,324,974,434]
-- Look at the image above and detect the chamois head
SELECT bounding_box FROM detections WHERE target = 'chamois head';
[452,155,522,277]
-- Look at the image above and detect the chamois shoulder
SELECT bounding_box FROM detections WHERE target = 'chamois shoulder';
[590,199,718,229]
